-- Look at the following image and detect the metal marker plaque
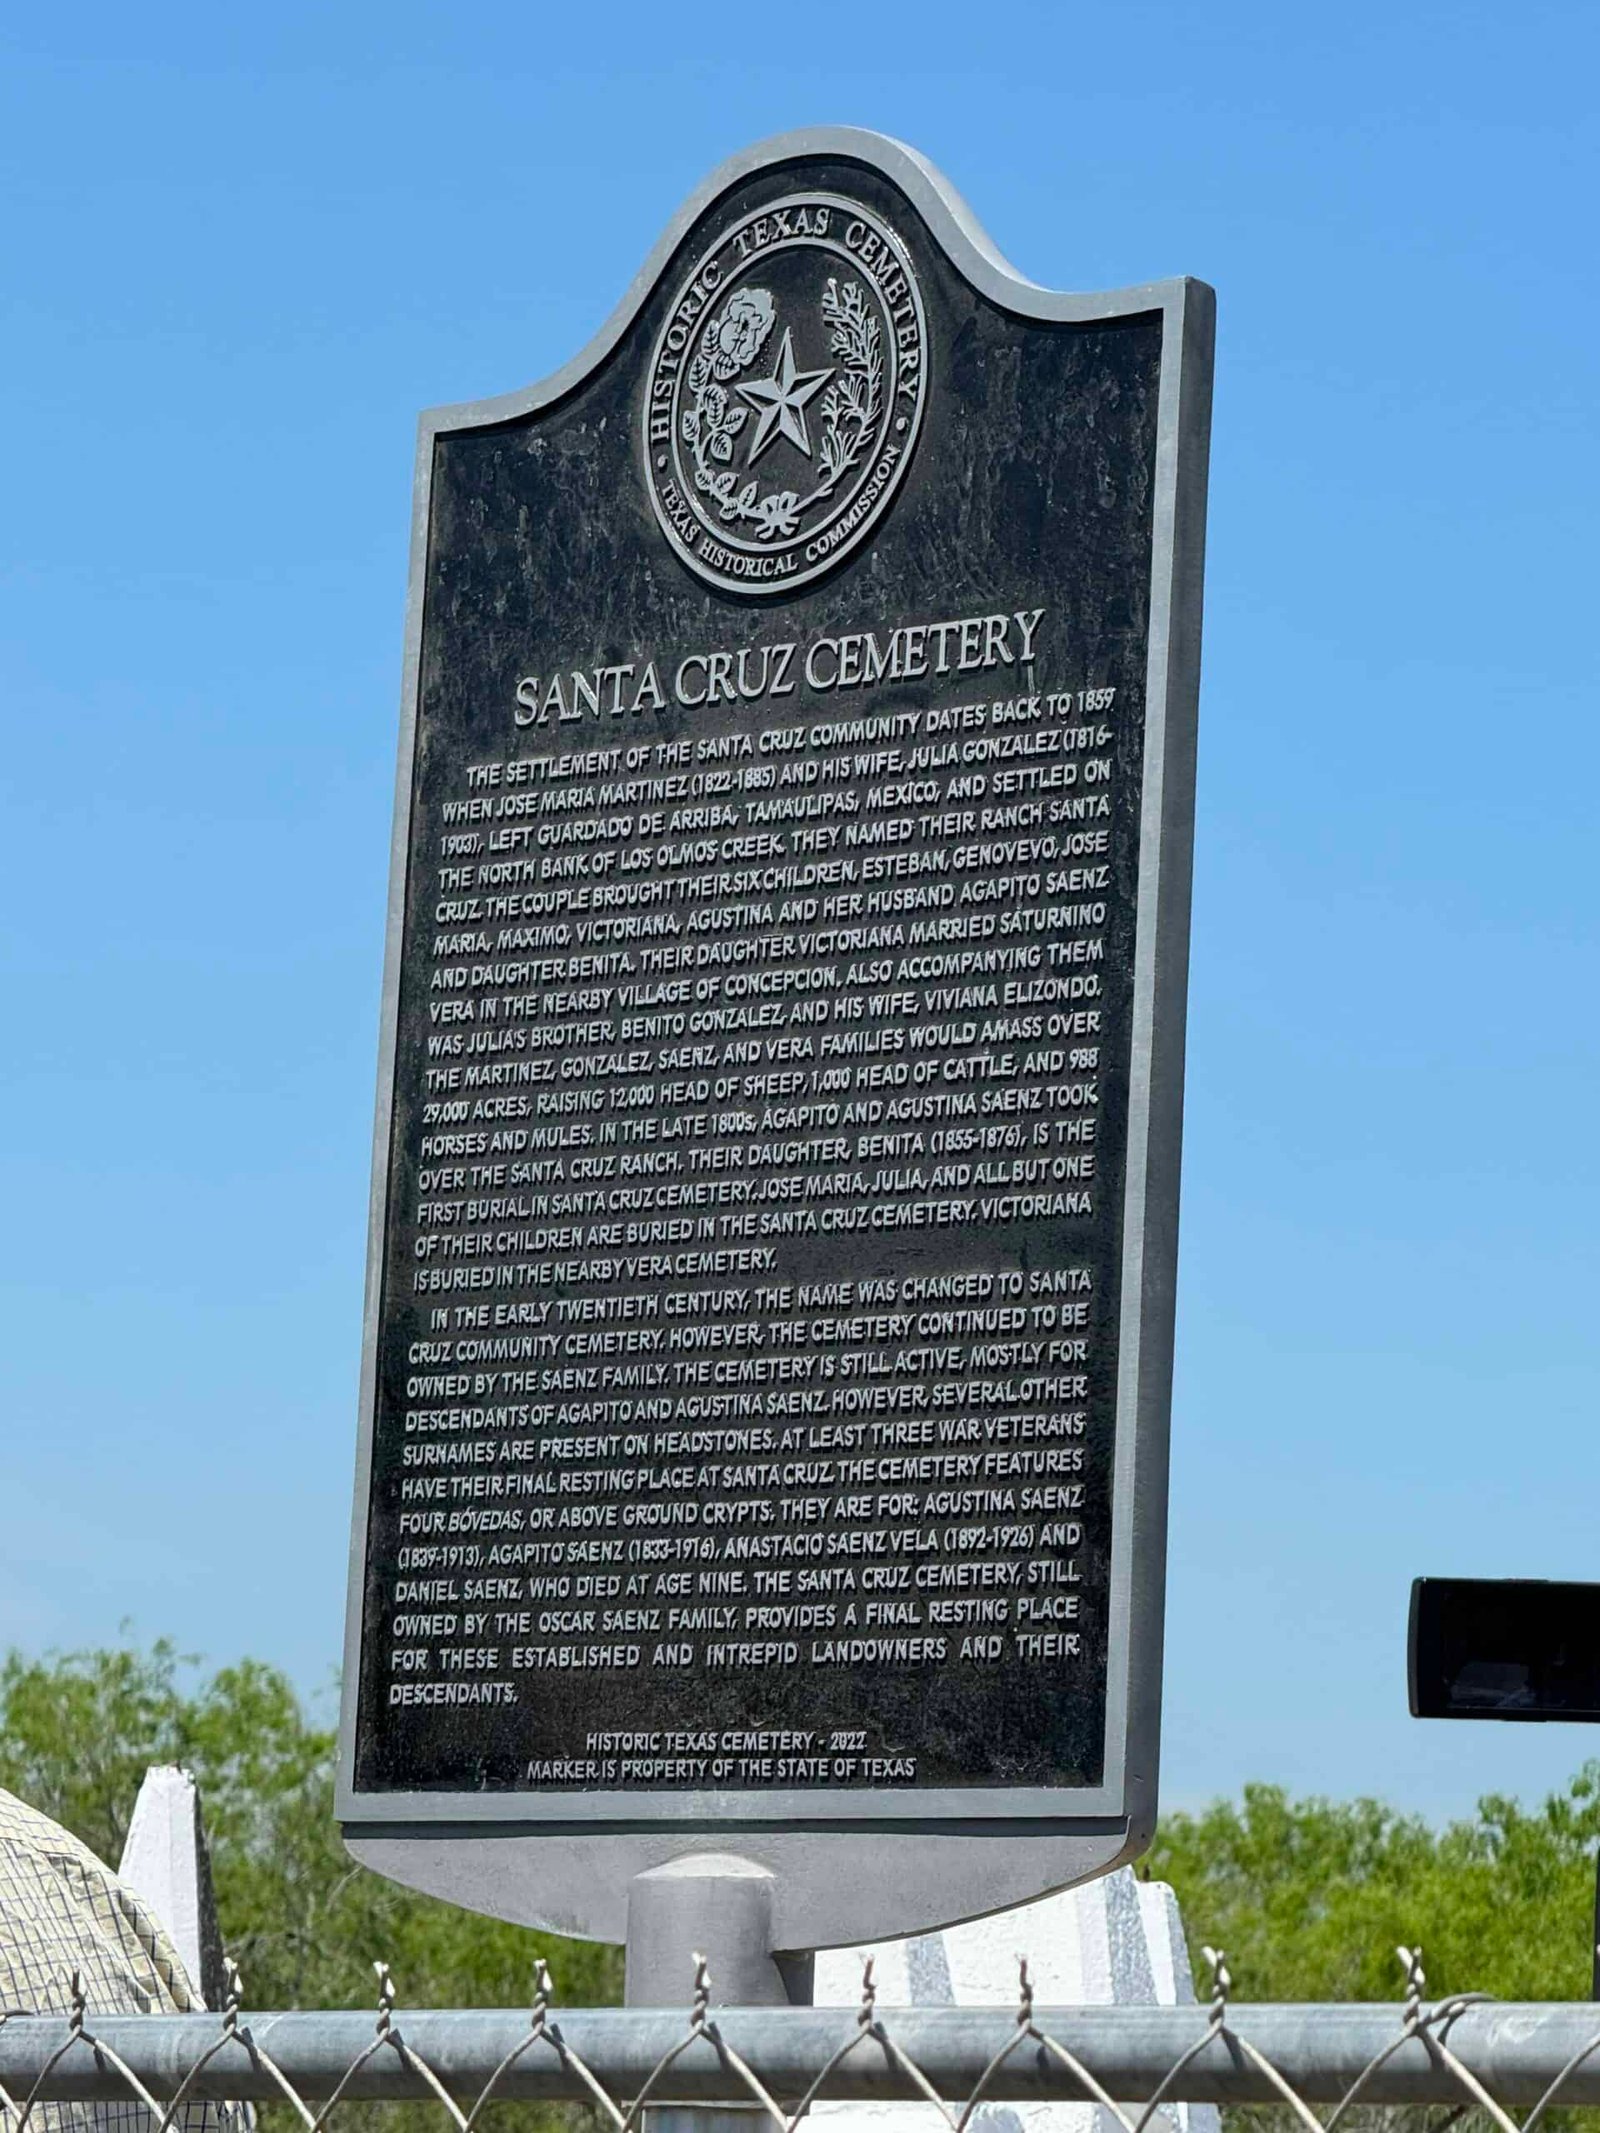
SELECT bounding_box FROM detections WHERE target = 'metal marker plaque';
[339,129,1212,1946]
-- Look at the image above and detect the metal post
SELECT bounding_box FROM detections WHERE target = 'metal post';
[625,1854,810,2133]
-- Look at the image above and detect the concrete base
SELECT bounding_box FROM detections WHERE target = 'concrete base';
[118,1766,226,2010]
[813,1868,1221,2133]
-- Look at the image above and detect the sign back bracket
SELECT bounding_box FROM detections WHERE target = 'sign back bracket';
[344,1819,1139,1949]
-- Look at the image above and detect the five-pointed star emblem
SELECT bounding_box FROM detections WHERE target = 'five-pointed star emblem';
[736,328,833,464]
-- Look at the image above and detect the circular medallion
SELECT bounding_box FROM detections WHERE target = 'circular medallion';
[643,193,928,595]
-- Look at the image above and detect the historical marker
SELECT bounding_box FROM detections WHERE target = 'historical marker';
[339,129,1212,1953]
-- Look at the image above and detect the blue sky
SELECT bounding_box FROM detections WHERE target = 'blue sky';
[2,0,1597,1823]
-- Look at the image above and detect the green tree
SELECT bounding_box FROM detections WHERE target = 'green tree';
[11,1637,1600,2022]
[1148,1771,1600,2002]
[0,1640,621,2013]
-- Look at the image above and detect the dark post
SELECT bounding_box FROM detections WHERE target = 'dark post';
[1408,1576,1600,1998]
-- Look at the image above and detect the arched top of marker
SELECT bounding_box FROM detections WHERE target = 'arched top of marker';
[420,126,1200,442]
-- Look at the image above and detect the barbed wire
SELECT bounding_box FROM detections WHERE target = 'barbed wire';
[8,1946,1600,2131]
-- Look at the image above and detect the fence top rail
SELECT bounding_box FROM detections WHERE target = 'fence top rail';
[6,2001,1600,2109]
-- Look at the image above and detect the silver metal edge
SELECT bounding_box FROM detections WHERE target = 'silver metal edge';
[336,125,1213,1840]
[1103,277,1215,1847]
[339,1787,1125,1825]
[336,418,437,1803]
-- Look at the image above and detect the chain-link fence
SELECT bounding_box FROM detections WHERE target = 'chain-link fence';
[8,1949,1600,2133]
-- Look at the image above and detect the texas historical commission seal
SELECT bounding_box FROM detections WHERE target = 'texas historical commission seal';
[643,194,929,594]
